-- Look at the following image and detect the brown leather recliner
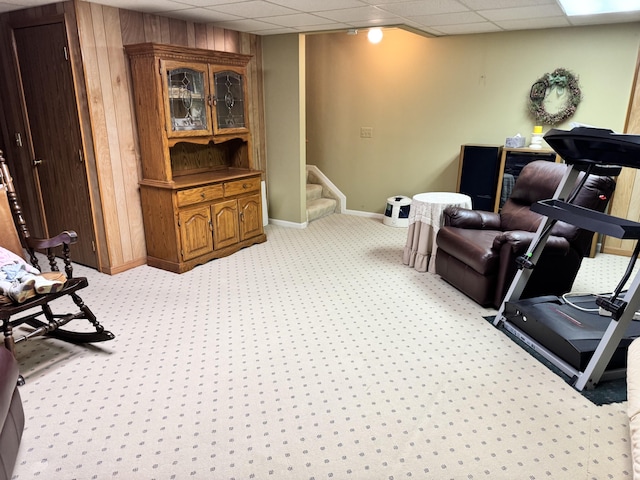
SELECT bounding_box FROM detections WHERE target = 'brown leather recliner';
[435,160,616,308]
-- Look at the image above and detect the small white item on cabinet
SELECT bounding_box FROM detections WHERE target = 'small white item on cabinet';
[505,134,526,148]
[530,125,544,149]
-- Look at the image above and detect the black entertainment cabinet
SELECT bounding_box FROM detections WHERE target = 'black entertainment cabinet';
[457,145,559,211]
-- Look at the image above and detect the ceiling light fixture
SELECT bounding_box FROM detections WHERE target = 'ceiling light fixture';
[558,0,640,16]
[367,28,383,44]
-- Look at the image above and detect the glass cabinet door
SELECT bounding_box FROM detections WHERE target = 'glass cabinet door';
[163,62,212,137]
[213,69,248,134]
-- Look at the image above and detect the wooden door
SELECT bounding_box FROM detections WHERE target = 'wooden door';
[178,205,213,261]
[212,199,239,249]
[12,22,97,268]
[238,193,263,241]
[161,60,213,139]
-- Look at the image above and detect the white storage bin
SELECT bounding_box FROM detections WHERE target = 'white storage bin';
[383,195,411,227]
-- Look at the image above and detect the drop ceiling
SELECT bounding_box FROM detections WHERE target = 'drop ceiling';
[1,0,640,37]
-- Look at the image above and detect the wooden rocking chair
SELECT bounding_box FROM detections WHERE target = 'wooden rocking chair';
[0,150,114,359]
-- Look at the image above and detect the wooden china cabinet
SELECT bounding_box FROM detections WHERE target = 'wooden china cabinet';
[125,43,265,273]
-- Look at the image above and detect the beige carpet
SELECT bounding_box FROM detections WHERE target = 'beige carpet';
[9,214,633,479]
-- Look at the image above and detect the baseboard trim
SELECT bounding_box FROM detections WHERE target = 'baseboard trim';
[344,209,384,220]
[100,258,147,275]
[268,218,308,229]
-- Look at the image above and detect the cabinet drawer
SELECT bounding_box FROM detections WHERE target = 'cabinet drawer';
[176,184,224,207]
[224,177,260,197]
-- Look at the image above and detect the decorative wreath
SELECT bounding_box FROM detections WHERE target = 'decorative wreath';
[528,68,582,125]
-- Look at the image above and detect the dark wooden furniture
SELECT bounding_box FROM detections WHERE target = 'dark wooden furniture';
[125,43,266,273]
[457,145,560,212]
[437,160,616,308]
[0,151,114,357]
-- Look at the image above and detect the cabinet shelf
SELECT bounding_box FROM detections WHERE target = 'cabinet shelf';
[140,168,258,190]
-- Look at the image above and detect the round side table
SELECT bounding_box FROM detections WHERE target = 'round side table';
[402,192,472,272]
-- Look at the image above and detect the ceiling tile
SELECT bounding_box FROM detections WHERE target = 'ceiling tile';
[400,21,444,37]
[410,11,488,26]
[458,0,555,8]
[267,0,368,12]
[260,13,340,28]
[2,0,640,37]
[91,0,189,13]
[204,0,298,18]
[379,0,470,16]
[247,26,298,34]
[479,4,564,21]
[170,0,249,7]
[434,22,503,34]
[297,23,354,33]
[214,17,288,31]
[494,16,571,29]
[314,6,400,23]
[161,7,241,22]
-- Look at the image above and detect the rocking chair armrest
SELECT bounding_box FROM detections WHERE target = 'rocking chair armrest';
[24,230,78,250]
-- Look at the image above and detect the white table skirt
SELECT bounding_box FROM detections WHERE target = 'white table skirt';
[402,192,472,272]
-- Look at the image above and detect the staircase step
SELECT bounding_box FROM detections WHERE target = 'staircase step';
[307,197,337,222]
[306,183,323,202]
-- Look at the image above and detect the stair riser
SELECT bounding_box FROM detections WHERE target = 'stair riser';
[306,184,323,202]
[307,197,337,222]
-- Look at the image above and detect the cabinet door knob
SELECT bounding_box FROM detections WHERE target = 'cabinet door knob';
[243,183,249,189]
[201,192,206,199]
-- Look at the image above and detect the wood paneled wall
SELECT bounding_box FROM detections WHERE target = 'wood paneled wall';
[75,2,144,273]
[0,0,266,274]
[601,49,640,257]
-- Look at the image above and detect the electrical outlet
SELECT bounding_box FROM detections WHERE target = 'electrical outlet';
[360,127,373,138]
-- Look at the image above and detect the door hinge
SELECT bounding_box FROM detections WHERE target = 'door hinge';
[14,133,22,147]
[91,240,96,252]
[78,149,84,163]
[63,46,69,61]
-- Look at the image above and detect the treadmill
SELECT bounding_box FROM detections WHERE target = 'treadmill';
[493,126,640,391]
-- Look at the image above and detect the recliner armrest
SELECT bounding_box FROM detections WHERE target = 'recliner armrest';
[493,230,571,256]
[443,206,501,229]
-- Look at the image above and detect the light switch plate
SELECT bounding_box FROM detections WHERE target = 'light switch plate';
[360,127,373,138]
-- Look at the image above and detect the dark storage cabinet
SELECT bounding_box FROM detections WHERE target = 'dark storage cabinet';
[456,145,502,211]
[457,145,560,212]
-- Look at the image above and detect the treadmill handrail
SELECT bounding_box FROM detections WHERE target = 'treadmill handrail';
[531,199,640,239]
[545,127,640,169]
